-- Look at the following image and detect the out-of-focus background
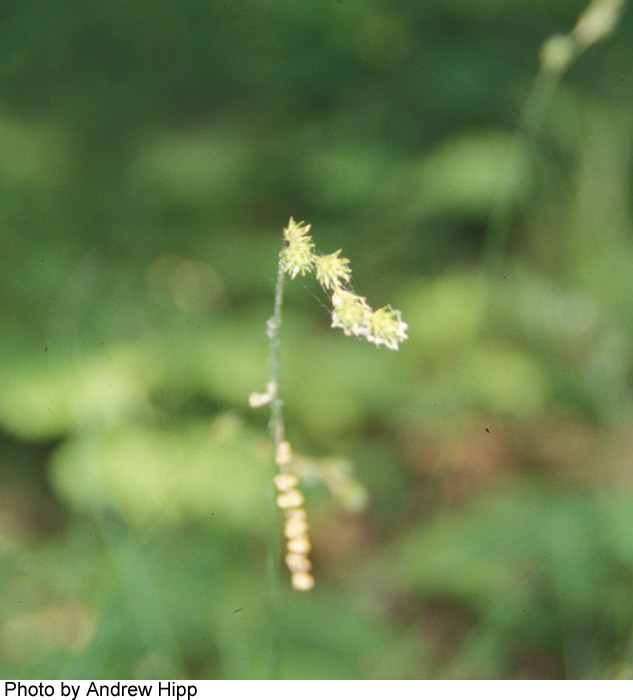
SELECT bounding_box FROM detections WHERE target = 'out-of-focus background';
[1,0,633,680]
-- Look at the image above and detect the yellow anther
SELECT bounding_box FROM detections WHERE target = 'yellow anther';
[275,440,293,466]
[291,571,315,591]
[285,552,312,573]
[276,489,304,510]
[287,537,312,555]
[273,472,299,492]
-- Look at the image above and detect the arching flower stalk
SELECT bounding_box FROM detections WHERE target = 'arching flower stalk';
[250,217,407,592]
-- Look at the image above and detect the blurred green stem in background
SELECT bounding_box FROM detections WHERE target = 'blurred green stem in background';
[483,0,627,281]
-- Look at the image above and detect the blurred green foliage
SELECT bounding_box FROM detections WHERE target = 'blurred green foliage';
[2,0,633,680]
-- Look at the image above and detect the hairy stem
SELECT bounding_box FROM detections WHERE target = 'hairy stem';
[265,256,286,678]
[267,258,286,455]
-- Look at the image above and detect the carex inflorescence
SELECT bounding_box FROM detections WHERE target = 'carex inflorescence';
[250,218,408,591]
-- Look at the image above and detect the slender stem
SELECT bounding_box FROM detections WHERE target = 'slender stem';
[482,72,559,282]
[268,258,286,454]
[265,255,286,679]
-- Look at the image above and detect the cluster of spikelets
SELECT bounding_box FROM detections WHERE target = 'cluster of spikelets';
[274,440,315,592]
[280,218,408,351]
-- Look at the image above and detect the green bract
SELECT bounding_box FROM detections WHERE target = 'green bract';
[315,250,352,291]
[331,288,372,338]
[368,306,409,351]
[280,217,316,279]
[280,237,315,279]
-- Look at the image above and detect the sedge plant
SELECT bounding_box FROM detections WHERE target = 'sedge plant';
[249,218,407,594]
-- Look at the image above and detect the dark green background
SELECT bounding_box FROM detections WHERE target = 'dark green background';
[1,0,633,679]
